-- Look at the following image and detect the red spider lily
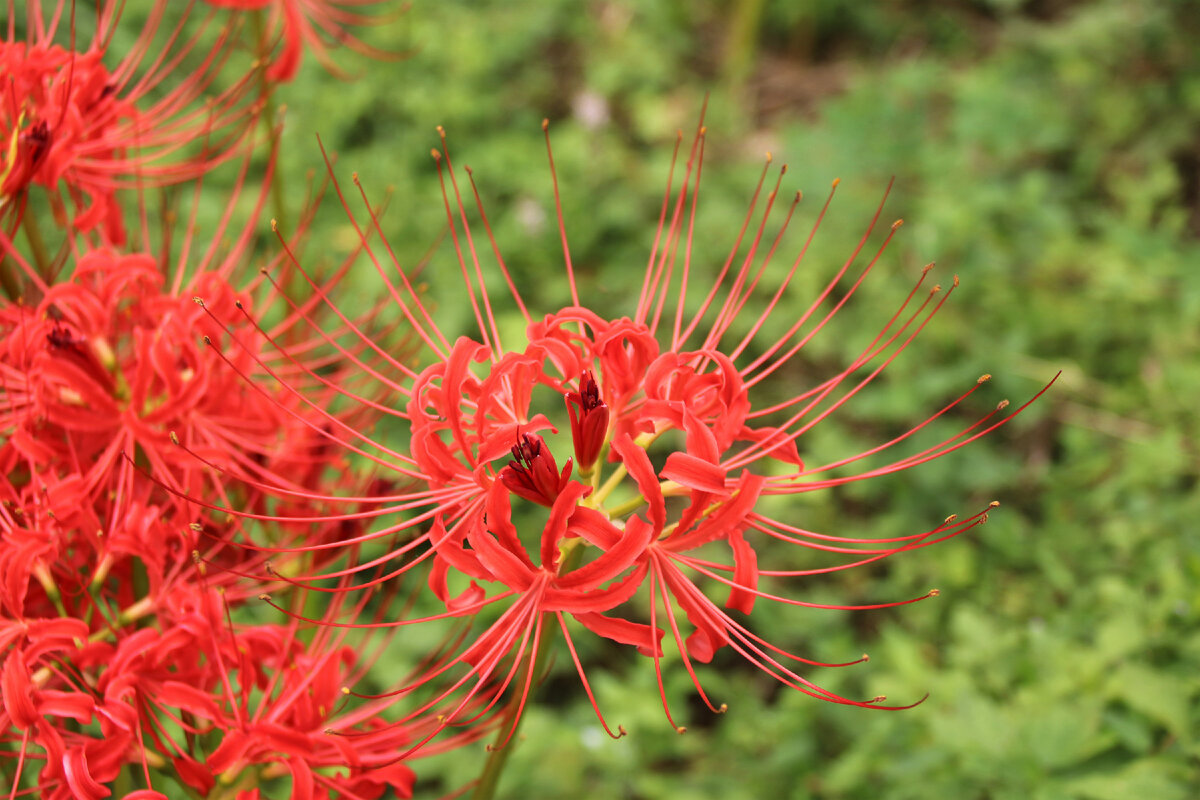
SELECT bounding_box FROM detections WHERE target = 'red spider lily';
[1,1,262,247]
[195,119,1054,746]
[204,0,405,82]
[0,577,453,799]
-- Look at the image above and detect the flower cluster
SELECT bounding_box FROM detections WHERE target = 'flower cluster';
[0,4,437,798]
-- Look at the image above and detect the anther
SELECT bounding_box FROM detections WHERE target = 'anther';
[892,219,904,229]
[270,219,278,232]
[997,400,1010,410]
[234,300,243,310]
[341,686,350,695]
[542,118,549,131]
[990,501,1000,508]
[675,726,687,734]
[861,653,870,662]
[831,177,840,188]
[944,514,958,524]
[928,589,941,597]
[202,336,211,345]
[189,523,203,532]
[716,704,728,714]
[953,275,960,287]
[977,374,991,384]
[169,431,179,445]
[258,594,270,601]
[192,297,204,307]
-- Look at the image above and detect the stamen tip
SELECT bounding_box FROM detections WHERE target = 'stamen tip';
[990,500,1001,508]
[977,373,992,384]
[861,653,870,662]
[341,686,350,695]
[258,594,270,601]
[675,726,687,735]
[169,431,179,445]
[831,177,841,188]
[541,118,549,131]
[928,588,941,597]
[234,300,243,310]
[953,274,960,287]
[431,148,441,161]
[892,218,904,229]
[944,514,958,524]
[997,399,1010,410]
[716,703,728,714]
[192,296,205,307]
[270,218,278,232]
[202,335,212,345]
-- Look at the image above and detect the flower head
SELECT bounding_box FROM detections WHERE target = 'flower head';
[209,119,1054,747]
[1,2,262,245]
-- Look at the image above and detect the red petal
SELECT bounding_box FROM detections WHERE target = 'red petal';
[612,433,664,532]
[575,609,664,657]
[725,529,759,614]
[661,452,730,496]
[63,746,111,800]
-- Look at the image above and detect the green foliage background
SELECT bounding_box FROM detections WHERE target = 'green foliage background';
[264,0,1200,797]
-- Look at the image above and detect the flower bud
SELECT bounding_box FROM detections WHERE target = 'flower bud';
[499,432,572,506]
[565,370,609,472]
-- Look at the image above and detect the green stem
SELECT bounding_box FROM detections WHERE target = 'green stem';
[0,250,21,299]
[21,204,51,281]
[470,544,586,800]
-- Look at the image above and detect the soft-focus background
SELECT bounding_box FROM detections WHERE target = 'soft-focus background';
[264,1,1199,797]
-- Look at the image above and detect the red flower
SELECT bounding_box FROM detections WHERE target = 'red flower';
[1,3,261,245]
[212,121,1054,741]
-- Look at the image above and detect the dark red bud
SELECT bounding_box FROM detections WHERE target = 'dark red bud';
[566,370,609,470]
[499,432,572,506]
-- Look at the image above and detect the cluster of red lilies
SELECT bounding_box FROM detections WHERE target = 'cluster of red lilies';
[0,2,1051,798]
